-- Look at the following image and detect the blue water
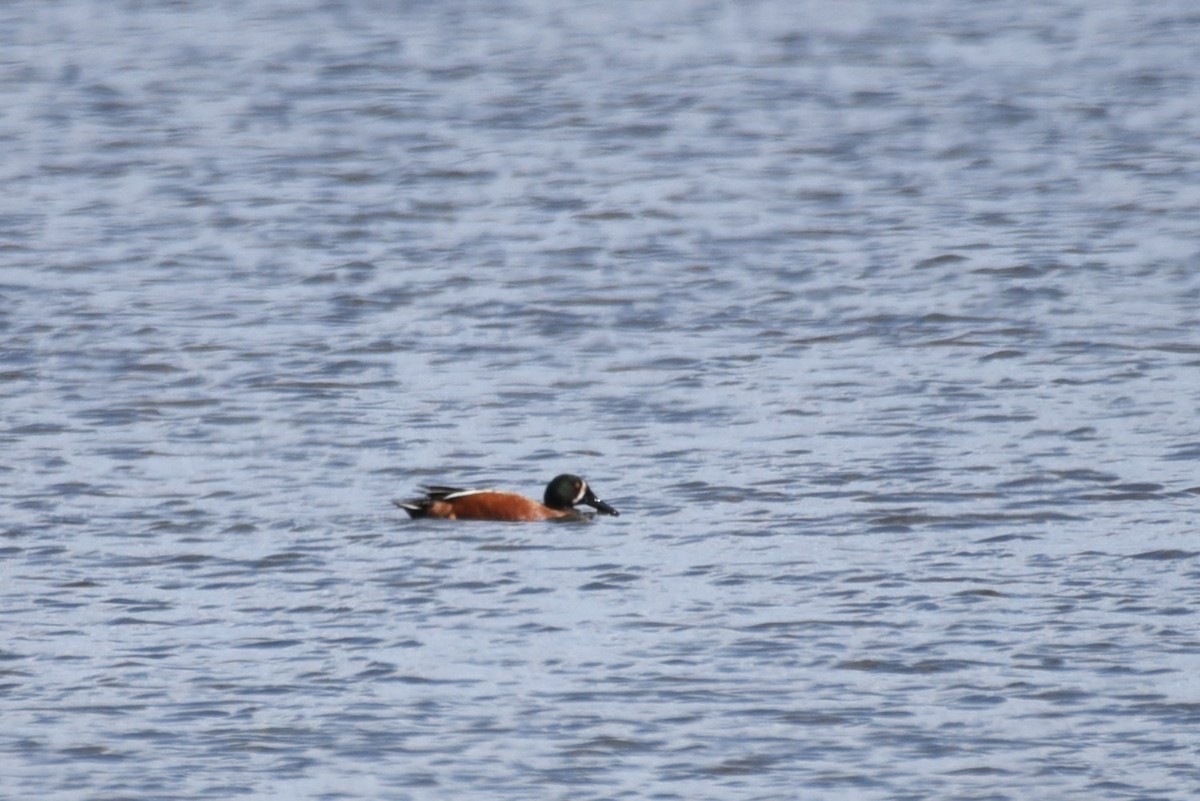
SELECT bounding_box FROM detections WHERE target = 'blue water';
[3,1,1200,799]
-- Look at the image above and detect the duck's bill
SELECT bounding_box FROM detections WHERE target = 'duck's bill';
[587,497,619,516]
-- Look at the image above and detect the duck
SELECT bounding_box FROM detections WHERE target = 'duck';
[394,473,620,521]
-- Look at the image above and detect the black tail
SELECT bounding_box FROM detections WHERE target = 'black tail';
[392,500,428,519]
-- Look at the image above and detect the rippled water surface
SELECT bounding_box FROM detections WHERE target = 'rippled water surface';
[4,1,1200,798]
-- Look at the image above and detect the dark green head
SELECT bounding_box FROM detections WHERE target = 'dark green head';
[544,474,619,516]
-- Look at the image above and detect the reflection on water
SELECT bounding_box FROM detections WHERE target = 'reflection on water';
[3,0,1200,798]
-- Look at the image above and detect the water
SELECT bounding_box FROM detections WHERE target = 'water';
[3,1,1200,798]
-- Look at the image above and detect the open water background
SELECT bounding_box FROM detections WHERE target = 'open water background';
[3,1,1200,799]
